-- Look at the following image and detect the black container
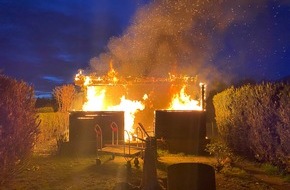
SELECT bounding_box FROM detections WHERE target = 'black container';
[154,110,206,155]
[69,111,124,154]
[167,163,216,190]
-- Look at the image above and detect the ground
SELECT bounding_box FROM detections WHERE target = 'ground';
[2,154,290,190]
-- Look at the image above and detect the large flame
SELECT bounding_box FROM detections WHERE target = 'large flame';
[109,96,145,133]
[168,85,202,111]
[83,86,106,111]
[81,84,145,140]
[75,63,204,141]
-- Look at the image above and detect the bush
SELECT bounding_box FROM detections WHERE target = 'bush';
[0,75,39,185]
[213,82,290,171]
[35,112,69,155]
[205,139,233,172]
[53,84,76,112]
[37,106,54,113]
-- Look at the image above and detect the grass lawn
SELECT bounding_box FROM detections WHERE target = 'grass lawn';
[2,153,290,190]
[3,154,142,190]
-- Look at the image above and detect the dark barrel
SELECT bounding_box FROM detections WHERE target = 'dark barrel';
[69,111,124,154]
[154,110,206,154]
[167,163,216,190]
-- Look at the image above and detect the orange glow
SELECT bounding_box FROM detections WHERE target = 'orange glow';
[75,66,205,141]
[108,96,145,134]
[83,86,106,111]
[81,85,145,141]
[74,69,82,81]
[107,60,119,83]
[168,85,202,111]
[84,76,92,86]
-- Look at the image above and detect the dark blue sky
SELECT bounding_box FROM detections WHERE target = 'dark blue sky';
[0,0,149,97]
[0,0,289,97]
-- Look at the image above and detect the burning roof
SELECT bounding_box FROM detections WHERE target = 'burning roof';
[73,63,205,138]
[75,69,198,87]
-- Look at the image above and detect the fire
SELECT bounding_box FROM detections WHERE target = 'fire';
[75,63,205,141]
[83,86,106,111]
[81,85,145,141]
[107,60,118,83]
[168,85,202,111]
[109,96,145,134]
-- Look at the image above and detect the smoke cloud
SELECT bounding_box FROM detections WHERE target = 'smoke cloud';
[89,0,270,84]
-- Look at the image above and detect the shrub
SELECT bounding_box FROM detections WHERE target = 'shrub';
[205,139,233,172]
[53,84,76,112]
[35,112,69,154]
[0,75,39,185]
[213,86,252,157]
[37,106,54,113]
[213,82,290,171]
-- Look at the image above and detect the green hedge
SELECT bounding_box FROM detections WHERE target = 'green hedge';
[36,107,54,113]
[213,82,290,169]
[35,112,69,154]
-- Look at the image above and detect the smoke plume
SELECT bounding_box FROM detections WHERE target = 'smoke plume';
[89,0,270,84]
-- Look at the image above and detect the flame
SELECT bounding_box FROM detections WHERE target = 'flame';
[79,62,148,141]
[143,94,148,100]
[168,85,202,111]
[83,86,106,111]
[84,76,92,86]
[76,65,205,142]
[109,96,145,134]
[75,69,82,81]
[81,85,145,141]
[107,60,118,83]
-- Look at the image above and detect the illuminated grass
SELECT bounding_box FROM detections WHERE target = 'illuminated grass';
[3,155,142,190]
[2,154,290,190]
[261,163,280,175]
[221,167,249,179]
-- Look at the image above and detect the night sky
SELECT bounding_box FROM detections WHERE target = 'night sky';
[0,0,289,97]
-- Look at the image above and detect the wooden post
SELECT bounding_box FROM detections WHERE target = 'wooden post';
[141,137,159,190]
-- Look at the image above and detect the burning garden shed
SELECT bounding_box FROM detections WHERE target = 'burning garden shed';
[67,0,232,155]
[70,65,207,154]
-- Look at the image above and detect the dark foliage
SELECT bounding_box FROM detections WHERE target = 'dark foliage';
[214,82,290,171]
[35,97,57,111]
[0,75,39,184]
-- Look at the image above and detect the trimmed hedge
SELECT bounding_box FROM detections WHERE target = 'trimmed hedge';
[213,82,290,170]
[35,112,69,154]
[36,107,54,113]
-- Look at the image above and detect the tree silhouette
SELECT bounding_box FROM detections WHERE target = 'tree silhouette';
[53,84,76,112]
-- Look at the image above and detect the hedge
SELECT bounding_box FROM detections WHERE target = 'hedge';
[35,112,69,154]
[213,82,290,170]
